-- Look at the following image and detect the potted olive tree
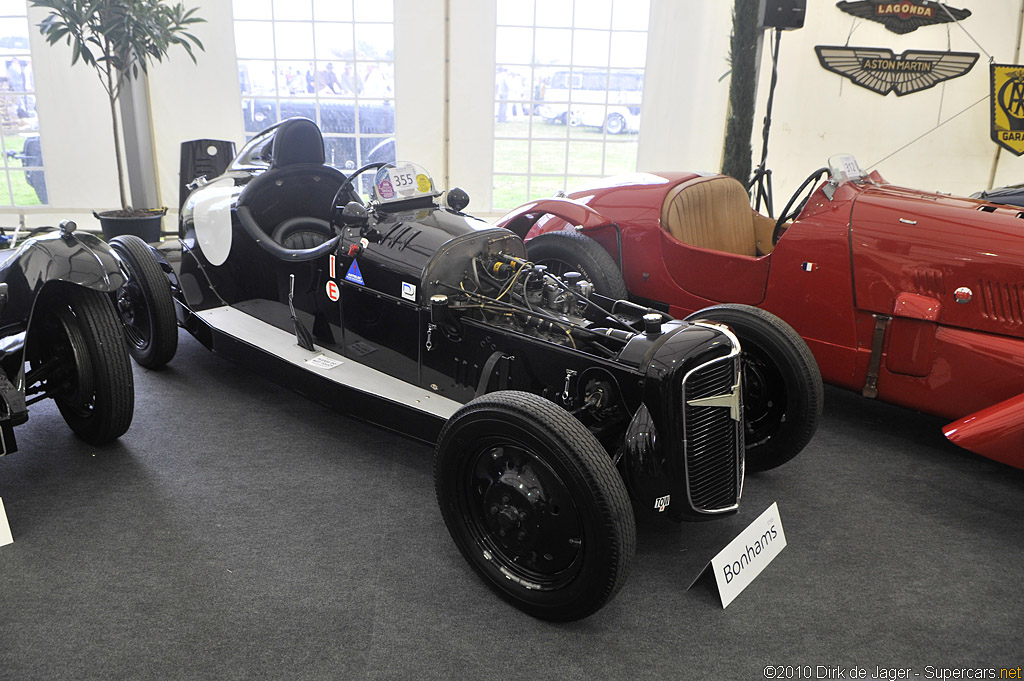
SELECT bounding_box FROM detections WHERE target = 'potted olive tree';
[31,0,204,241]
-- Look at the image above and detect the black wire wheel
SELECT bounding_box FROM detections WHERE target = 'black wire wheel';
[685,304,823,472]
[26,285,134,444]
[110,235,178,369]
[434,390,635,621]
[525,230,628,301]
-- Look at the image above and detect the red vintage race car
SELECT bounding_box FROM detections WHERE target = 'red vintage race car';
[496,155,1024,469]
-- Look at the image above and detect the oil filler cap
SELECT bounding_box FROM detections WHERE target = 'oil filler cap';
[643,313,662,337]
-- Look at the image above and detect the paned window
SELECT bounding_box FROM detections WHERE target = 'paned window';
[0,0,45,205]
[232,0,396,170]
[493,0,648,209]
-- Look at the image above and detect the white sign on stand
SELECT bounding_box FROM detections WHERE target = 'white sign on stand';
[689,502,786,608]
[0,497,13,547]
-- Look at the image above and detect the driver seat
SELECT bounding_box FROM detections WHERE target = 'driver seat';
[660,175,777,257]
[235,118,347,251]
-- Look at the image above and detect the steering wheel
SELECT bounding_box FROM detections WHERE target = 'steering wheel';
[329,161,391,227]
[772,167,829,245]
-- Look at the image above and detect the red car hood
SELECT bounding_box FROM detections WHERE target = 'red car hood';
[850,182,1024,339]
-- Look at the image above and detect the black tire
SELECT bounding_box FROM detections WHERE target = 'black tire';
[684,304,822,472]
[435,390,635,621]
[526,230,628,301]
[28,286,134,444]
[110,235,178,369]
[605,113,626,135]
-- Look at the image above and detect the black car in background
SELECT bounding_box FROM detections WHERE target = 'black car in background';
[242,99,395,170]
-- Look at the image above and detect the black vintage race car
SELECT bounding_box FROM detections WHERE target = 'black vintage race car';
[115,118,822,621]
[0,222,139,456]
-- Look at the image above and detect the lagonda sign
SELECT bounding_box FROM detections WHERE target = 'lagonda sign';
[836,0,971,34]
[991,63,1024,156]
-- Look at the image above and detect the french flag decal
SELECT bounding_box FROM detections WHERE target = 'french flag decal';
[801,262,818,272]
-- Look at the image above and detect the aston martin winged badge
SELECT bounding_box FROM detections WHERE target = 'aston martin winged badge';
[815,46,978,96]
[836,1,971,34]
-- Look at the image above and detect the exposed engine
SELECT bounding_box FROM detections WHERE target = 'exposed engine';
[429,249,640,358]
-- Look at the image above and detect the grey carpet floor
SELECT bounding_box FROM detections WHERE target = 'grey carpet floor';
[1,329,1021,680]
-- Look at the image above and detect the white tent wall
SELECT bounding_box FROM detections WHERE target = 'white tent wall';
[147,0,245,217]
[10,1,1024,229]
[636,0,733,176]
[20,0,243,231]
[749,1,1024,204]
[25,4,122,228]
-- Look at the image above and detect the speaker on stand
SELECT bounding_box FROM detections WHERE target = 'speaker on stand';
[757,0,806,30]
[750,0,806,216]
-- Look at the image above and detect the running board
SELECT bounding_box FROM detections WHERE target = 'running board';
[192,305,461,443]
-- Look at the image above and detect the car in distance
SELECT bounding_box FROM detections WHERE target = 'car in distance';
[498,154,1024,469]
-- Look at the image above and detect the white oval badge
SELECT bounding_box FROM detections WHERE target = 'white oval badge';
[954,286,973,304]
[326,280,340,301]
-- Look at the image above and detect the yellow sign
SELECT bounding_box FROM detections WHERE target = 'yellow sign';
[992,63,1024,156]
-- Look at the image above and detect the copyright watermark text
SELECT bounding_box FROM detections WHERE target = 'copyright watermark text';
[762,666,1022,679]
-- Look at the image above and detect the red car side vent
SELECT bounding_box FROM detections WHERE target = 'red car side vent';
[978,280,1024,326]
[910,268,946,297]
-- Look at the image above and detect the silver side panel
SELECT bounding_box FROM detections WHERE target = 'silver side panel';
[197,305,462,420]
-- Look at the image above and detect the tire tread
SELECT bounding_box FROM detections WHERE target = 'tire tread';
[53,286,135,444]
[526,230,629,301]
[435,390,635,621]
[110,235,178,369]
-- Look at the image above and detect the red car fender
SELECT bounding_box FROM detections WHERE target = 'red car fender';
[943,394,1024,469]
[494,198,614,240]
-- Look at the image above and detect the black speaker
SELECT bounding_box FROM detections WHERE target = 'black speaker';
[179,139,236,210]
[758,0,806,30]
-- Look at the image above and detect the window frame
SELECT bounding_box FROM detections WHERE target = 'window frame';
[231,0,396,171]
[491,0,649,211]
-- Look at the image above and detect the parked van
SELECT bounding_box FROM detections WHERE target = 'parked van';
[537,68,643,134]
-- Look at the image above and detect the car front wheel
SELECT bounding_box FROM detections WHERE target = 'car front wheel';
[685,304,823,472]
[434,390,635,621]
[27,286,134,444]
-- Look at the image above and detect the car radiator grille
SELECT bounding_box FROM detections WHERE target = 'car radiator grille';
[682,355,743,513]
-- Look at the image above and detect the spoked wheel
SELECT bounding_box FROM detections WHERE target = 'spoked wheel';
[685,304,822,472]
[26,286,134,444]
[110,235,178,369]
[525,230,628,301]
[435,391,635,621]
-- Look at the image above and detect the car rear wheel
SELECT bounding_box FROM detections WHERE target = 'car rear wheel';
[604,113,626,135]
[110,235,178,369]
[525,230,628,301]
[27,286,134,444]
[435,390,635,621]
[685,304,822,472]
